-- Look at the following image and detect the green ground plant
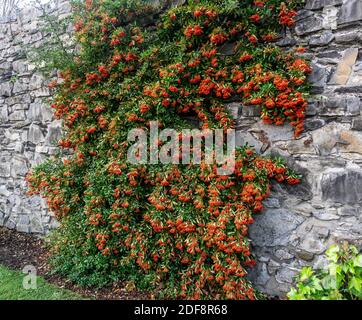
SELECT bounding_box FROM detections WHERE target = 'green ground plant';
[288,243,362,300]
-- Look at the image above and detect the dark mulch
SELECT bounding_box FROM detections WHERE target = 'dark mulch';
[0,227,45,270]
[0,226,151,300]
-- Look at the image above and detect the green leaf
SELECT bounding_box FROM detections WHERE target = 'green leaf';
[349,277,361,292]
[353,254,362,268]
[311,278,323,291]
[288,244,362,300]
[321,275,337,290]
[327,263,337,276]
[326,244,339,263]
[300,267,314,282]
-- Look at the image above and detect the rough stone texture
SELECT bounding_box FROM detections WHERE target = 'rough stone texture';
[305,0,343,10]
[329,47,358,85]
[0,0,71,235]
[338,0,362,24]
[247,0,362,298]
[0,0,361,299]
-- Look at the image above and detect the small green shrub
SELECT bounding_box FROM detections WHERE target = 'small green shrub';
[288,243,362,300]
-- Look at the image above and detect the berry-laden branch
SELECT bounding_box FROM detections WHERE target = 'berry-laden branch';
[27,0,309,299]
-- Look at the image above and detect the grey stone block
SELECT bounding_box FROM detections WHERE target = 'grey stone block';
[45,120,62,145]
[321,169,362,204]
[249,209,305,247]
[305,0,343,10]
[295,14,324,36]
[0,82,13,97]
[351,117,362,130]
[28,124,44,144]
[309,31,334,47]
[338,0,362,24]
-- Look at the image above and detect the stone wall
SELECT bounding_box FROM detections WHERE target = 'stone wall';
[0,0,361,298]
[246,0,362,297]
[0,0,71,233]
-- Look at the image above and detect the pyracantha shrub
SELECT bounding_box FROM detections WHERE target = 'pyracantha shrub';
[27,0,310,299]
